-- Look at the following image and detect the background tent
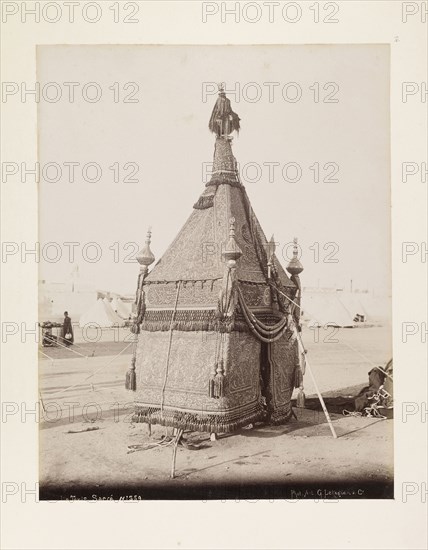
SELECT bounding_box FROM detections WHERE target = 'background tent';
[79,298,124,328]
[38,280,97,323]
[302,291,355,328]
[338,291,367,322]
[302,289,391,327]
[357,293,391,324]
[111,297,132,319]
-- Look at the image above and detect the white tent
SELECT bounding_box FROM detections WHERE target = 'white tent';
[38,280,98,323]
[357,293,391,323]
[338,291,367,322]
[302,291,355,328]
[111,297,132,319]
[79,298,124,328]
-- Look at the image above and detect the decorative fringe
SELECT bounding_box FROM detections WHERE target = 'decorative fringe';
[193,194,215,210]
[207,174,241,187]
[139,303,288,334]
[132,400,266,434]
[142,319,219,332]
[269,406,294,425]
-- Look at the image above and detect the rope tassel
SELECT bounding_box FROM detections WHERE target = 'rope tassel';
[125,354,137,391]
[296,386,306,408]
[209,374,224,399]
[209,361,225,398]
[125,368,136,391]
[294,353,305,408]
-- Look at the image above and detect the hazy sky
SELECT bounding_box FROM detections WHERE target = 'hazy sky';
[37,44,390,295]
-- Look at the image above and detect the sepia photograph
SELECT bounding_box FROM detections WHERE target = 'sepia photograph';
[36,44,393,500]
[1,2,426,549]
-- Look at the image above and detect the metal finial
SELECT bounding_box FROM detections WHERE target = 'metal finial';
[293,237,298,258]
[267,234,276,261]
[222,217,242,267]
[286,237,303,275]
[136,226,155,267]
[146,227,152,244]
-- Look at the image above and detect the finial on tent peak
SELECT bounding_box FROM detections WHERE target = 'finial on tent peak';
[209,84,241,138]
[267,234,276,259]
[286,237,303,275]
[137,227,156,267]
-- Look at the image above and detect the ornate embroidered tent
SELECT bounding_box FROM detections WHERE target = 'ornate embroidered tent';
[126,86,304,433]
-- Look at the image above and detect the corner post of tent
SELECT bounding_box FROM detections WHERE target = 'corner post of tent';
[286,238,305,407]
[126,228,155,392]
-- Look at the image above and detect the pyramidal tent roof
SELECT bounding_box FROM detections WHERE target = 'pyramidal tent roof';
[79,298,124,328]
[145,134,294,296]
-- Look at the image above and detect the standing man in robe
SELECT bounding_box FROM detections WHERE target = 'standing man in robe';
[61,311,74,346]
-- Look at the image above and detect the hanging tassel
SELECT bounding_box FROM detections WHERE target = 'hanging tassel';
[125,355,137,391]
[297,385,305,408]
[213,372,224,398]
[208,373,224,398]
[125,369,136,391]
[130,323,140,335]
[208,362,225,398]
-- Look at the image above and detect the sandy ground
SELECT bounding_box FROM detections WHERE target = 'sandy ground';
[39,326,393,499]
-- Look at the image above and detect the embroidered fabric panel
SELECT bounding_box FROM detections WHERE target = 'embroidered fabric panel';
[239,281,272,308]
[145,280,221,309]
[268,336,299,423]
[146,208,223,283]
[133,330,265,431]
[228,186,267,284]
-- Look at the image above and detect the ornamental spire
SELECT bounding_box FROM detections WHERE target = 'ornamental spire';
[286,237,304,275]
[222,217,243,268]
[136,227,155,270]
[207,85,241,187]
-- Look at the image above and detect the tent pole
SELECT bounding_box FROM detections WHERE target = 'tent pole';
[273,286,338,439]
[296,334,338,439]
[170,429,183,479]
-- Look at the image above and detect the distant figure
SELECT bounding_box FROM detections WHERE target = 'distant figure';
[61,311,74,346]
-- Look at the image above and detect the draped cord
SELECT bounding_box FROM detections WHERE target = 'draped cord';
[237,287,290,343]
